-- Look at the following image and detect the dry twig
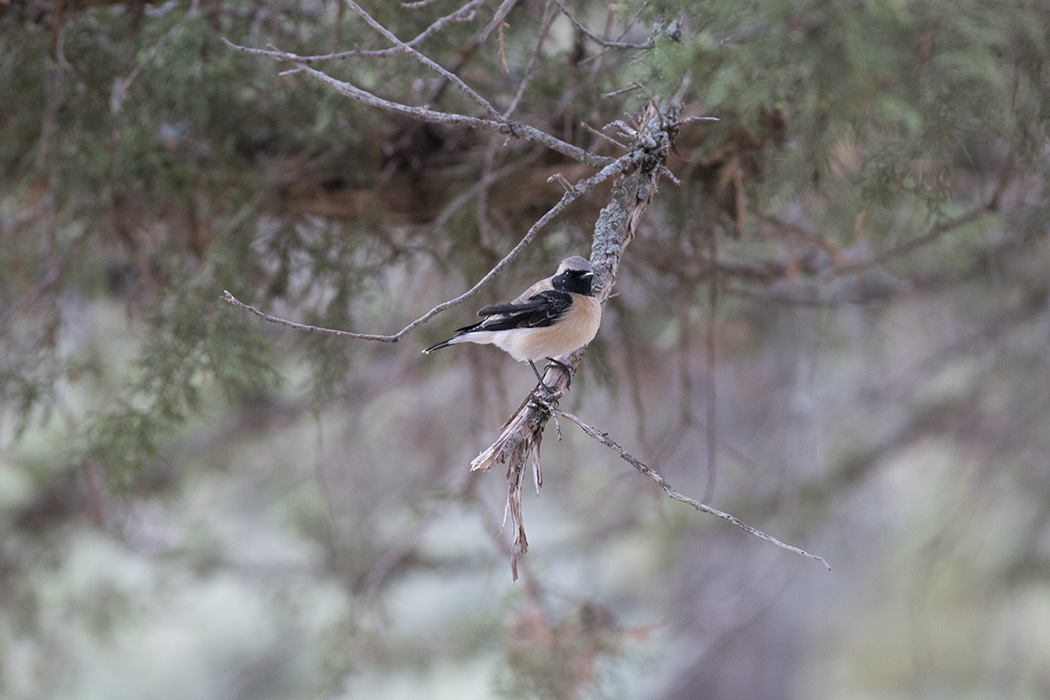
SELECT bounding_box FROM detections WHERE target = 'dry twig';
[226,0,486,63]
[221,38,612,169]
[553,408,830,569]
[550,0,653,50]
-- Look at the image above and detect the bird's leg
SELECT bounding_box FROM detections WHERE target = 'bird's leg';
[545,358,573,389]
[528,360,557,395]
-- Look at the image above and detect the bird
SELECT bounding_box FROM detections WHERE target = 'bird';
[422,256,602,393]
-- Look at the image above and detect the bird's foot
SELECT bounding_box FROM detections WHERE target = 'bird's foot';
[528,359,574,395]
[545,358,573,389]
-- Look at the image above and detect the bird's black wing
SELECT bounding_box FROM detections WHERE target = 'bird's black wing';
[456,290,572,333]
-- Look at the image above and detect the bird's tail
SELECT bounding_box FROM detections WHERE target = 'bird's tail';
[421,339,453,354]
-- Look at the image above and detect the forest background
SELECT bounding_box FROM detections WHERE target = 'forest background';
[2,0,1050,698]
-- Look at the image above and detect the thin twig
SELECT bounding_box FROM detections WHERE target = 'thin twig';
[547,172,573,191]
[343,0,504,121]
[551,0,653,50]
[553,408,831,569]
[582,122,629,151]
[223,38,614,169]
[600,83,645,99]
[673,115,720,127]
[224,0,485,63]
[221,291,395,340]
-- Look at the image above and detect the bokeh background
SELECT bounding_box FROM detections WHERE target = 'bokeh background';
[2,1,1049,698]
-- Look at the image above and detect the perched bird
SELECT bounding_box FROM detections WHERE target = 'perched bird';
[422,256,602,393]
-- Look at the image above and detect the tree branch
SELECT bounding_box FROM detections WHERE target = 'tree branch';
[553,408,830,569]
[223,0,486,62]
[221,39,613,169]
[342,0,504,121]
[551,0,653,50]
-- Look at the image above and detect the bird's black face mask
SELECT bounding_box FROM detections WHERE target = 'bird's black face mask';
[553,268,593,296]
